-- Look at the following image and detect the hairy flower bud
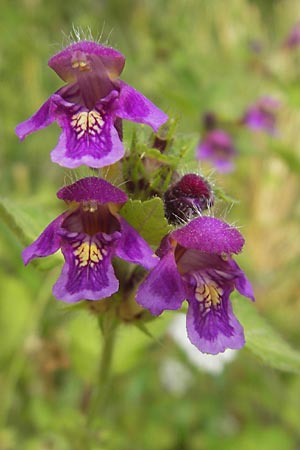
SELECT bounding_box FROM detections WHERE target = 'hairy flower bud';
[163,174,214,225]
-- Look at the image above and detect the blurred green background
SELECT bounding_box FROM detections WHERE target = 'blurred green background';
[1,0,300,448]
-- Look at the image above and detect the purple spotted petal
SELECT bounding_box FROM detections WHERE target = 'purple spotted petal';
[116,217,158,269]
[186,293,245,354]
[50,92,124,169]
[57,176,127,204]
[136,250,186,315]
[117,81,168,132]
[15,95,59,140]
[52,231,120,302]
[48,41,125,83]
[22,213,66,265]
[172,217,244,255]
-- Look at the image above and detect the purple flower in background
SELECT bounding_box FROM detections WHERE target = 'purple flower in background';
[16,41,168,168]
[242,96,280,135]
[136,217,254,354]
[283,22,300,49]
[23,177,157,302]
[196,129,237,173]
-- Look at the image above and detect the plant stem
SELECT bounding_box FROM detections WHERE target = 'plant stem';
[87,313,118,424]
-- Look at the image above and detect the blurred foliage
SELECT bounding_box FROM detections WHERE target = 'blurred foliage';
[1,0,300,448]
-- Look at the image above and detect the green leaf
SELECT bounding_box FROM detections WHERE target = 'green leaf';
[0,197,62,269]
[120,197,172,247]
[232,296,300,374]
[0,197,58,245]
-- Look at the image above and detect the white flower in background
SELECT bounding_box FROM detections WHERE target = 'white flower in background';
[159,358,192,395]
[168,313,237,375]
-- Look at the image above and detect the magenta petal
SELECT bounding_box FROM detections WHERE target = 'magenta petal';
[116,217,158,269]
[22,213,66,265]
[52,236,119,302]
[172,217,244,254]
[136,250,186,315]
[186,296,245,354]
[117,81,168,132]
[48,41,125,82]
[15,96,58,140]
[57,177,127,204]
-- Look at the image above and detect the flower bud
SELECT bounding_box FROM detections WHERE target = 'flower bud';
[163,173,214,225]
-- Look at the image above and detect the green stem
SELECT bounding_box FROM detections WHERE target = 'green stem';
[87,313,118,424]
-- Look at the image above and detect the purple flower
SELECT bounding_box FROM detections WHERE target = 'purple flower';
[242,96,280,134]
[23,177,157,303]
[196,129,237,173]
[136,217,254,354]
[16,41,168,168]
[283,22,300,49]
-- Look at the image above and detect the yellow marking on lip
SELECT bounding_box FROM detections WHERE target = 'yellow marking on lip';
[195,281,223,311]
[71,111,104,140]
[73,241,103,268]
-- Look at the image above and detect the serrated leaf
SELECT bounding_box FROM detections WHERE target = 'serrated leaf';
[232,297,300,374]
[120,197,172,246]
